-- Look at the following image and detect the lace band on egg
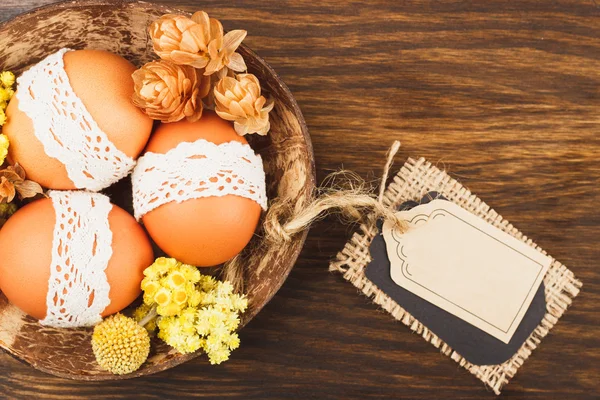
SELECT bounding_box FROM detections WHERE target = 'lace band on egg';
[40,191,113,328]
[16,48,135,191]
[132,139,268,220]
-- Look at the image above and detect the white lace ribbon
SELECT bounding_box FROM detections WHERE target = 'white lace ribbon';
[16,48,135,191]
[132,139,268,220]
[40,191,112,328]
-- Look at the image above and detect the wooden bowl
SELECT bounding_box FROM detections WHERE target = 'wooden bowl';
[0,0,315,380]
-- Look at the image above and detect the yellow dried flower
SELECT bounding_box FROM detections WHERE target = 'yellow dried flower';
[216,281,234,296]
[188,290,202,307]
[0,134,8,164]
[153,286,172,307]
[166,270,186,288]
[230,293,249,313]
[0,71,15,88]
[224,313,240,331]
[208,346,231,365]
[92,314,150,375]
[173,289,188,305]
[150,11,247,77]
[157,313,203,354]
[224,332,240,350]
[142,283,160,306]
[144,257,177,278]
[157,302,182,317]
[180,264,201,283]
[1,87,14,102]
[214,73,274,136]
[132,60,210,123]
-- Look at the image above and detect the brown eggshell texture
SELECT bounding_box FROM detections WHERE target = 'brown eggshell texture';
[0,197,154,320]
[142,111,262,267]
[3,49,153,189]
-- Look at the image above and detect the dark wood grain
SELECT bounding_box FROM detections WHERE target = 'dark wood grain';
[1,0,599,398]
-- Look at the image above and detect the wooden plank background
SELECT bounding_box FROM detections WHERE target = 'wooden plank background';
[1,0,599,398]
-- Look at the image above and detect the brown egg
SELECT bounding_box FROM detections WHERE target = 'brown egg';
[0,196,154,321]
[3,49,153,189]
[140,111,262,267]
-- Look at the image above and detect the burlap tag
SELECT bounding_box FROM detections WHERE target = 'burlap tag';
[330,157,582,395]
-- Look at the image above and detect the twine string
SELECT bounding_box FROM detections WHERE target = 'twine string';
[223,141,406,291]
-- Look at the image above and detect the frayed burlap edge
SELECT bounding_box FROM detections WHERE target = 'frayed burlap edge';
[329,157,582,395]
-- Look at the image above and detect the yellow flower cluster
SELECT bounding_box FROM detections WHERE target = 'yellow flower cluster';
[0,70,15,165]
[0,71,15,128]
[141,257,202,316]
[0,134,8,167]
[138,257,248,364]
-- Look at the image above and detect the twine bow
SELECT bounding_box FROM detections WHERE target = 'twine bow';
[223,141,407,290]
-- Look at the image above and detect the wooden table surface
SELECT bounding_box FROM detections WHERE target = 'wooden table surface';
[1,0,599,398]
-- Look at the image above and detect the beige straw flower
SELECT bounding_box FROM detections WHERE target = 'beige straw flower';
[132,60,210,123]
[214,73,274,136]
[150,11,247,77]
[204,26,247,77]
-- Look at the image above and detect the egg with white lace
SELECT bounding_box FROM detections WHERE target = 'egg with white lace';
[0,191,154,327]
[132,111,268,267]
[3,48,153,191]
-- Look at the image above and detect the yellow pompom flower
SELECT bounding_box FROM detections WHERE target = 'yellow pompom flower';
[0,71,15,88]
[0,134,8,163]
[92,314,150,375]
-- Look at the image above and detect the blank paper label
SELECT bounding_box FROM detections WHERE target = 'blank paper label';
[382,200,551,344]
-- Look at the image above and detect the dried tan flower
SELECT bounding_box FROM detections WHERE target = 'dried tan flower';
[214,73,274,136]
[132,60,210,123]
[205,28,247,77]
[0,177,15,203]
[0,163,44,203]
[150,11,247,77]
